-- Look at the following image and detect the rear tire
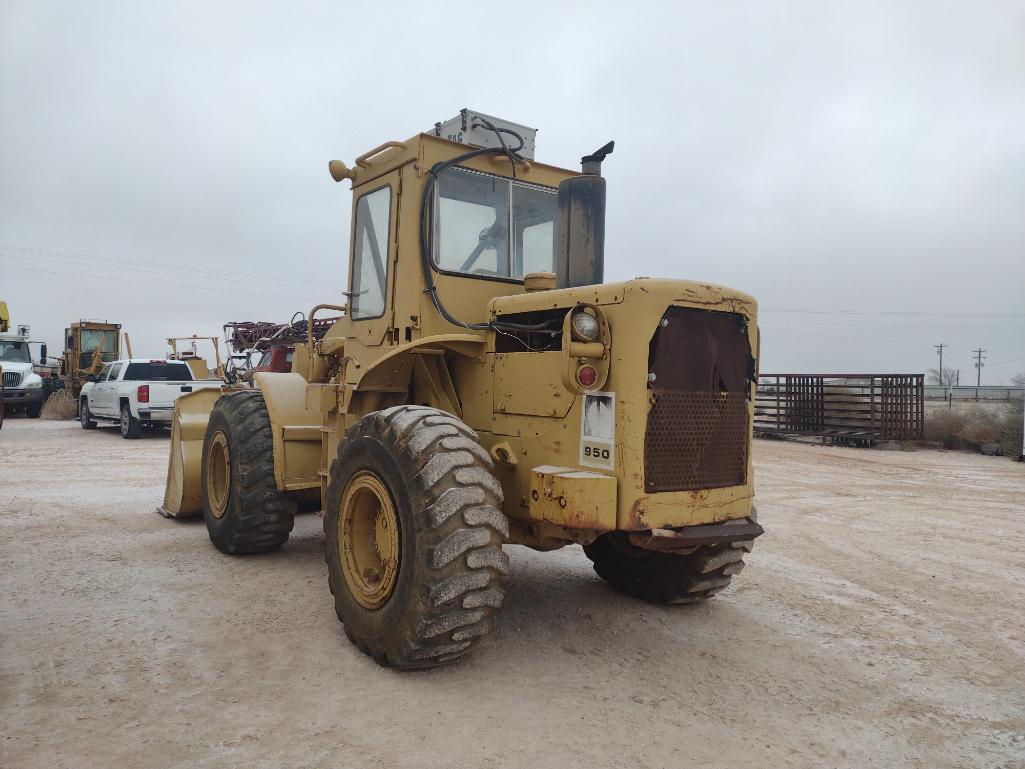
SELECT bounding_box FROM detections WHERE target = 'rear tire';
[201,391,296,554]
[119,403,141,439]
[583,528,752,604]
[325,405,509,669]
[79,399,97,429]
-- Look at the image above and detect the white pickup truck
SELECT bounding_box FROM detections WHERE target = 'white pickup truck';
[79,358,221,439]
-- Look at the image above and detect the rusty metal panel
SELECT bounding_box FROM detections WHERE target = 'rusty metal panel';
[643,306,753,493]
[644,391,749,492]
[647,307,752,392]
[627,519,764,551]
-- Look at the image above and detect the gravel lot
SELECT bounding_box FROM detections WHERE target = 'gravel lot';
[2,418,1023,769]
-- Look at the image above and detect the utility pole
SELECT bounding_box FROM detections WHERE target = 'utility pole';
[973,348,986,387]
[934,343,946,385]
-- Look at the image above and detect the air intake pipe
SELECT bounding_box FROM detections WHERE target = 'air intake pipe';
[554,141,614,289]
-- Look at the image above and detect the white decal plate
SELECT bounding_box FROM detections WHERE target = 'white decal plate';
[580,391,615,470]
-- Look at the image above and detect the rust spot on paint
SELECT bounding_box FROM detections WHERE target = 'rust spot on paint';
[627,496,649,530]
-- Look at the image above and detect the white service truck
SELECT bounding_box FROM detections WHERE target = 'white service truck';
[79,358,221,439]
[0,328,46,419]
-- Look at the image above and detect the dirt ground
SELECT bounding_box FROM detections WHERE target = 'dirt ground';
[2,418,1023,769]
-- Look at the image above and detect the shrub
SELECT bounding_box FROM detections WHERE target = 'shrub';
[924,409,963,446]
[956,407,1003,446]
[41,389,78,420]
[999,402,1024,459]
[925,403,1024,457]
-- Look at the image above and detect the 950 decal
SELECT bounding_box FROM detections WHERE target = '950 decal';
[580,392,615,470]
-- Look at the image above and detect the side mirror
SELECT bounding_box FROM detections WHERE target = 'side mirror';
[86,375,98,383]
[39,343,47,364]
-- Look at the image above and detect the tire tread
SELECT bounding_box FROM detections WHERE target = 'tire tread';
[325,404,508,669]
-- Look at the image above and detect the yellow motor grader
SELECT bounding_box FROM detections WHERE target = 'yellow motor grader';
[59,320,123,398]
[162,109,762,669]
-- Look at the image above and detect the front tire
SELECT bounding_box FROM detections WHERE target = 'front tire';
[26,400,42,418]
[201,391,296,553]
[325,405,509,669]
[79,399,97,429]
[119,403,141,439]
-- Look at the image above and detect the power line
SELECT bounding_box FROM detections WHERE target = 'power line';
[1,262,322,302]
[760,325,907,346]
[973,348,986,387]
[762,308,1025,318]
[0,243,326,289]
[0,251,325,292]
[762,319,1024,328]
[987,353,1025,367]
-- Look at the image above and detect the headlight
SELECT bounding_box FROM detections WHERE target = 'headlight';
[24,375,43,389]
[571,311,600,342]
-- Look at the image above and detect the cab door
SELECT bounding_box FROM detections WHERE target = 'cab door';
[90,363,117,416]
[336,175,398,358]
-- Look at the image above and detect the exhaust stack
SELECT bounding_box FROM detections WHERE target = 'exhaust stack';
[554,141,614,289]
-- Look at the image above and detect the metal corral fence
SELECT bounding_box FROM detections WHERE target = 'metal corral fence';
[755,374,924,445]
[924,386,1025,402]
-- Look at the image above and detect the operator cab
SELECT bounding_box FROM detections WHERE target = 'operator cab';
[329,108,613,349]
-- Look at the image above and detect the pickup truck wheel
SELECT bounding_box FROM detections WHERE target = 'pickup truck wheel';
[325,405,509,670]
[201,391,296,554]
[119,403,142,439]
[79,399,97,429]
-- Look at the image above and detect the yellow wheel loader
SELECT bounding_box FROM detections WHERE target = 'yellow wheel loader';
[162,109,763,669]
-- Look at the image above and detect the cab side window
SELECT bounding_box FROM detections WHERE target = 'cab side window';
[108,362,124,381]
[97,364,113,381]
[350,186,391,320]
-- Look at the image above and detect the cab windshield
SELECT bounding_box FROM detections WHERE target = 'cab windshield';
[78,329,119,370]
[0,340,30,363]
[434,168,557,280]
[80,329,118,353]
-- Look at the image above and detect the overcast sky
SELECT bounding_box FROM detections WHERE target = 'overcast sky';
[2,1,1023,382]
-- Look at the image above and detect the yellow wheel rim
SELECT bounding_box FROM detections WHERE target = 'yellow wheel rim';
[206,431,231,519]
[339,471,400,609]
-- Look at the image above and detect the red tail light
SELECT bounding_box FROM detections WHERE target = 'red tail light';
[576,365,598,388]
[137,384,149,403]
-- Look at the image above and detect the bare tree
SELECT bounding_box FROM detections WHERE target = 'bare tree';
[1011,371,1025,387]
[927,366,958,386]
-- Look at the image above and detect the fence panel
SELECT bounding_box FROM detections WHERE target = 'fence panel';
[924,386,1025,402]
[755,374,924,444]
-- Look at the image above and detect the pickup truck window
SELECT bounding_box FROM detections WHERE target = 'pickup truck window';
[123,361,193,381]
[98,363,113,381]
[108,362,124,380]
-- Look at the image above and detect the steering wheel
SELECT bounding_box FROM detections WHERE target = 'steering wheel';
[459,220,507,273]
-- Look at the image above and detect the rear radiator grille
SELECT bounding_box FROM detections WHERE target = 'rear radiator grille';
[643,306,753,493]
[644,391,749,492]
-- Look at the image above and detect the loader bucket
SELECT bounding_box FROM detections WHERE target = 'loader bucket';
[159,388,225,517]
[184,357,211,381]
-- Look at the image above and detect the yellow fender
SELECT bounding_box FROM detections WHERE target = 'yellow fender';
[345,333,485,417]
[158,388,224,517]
[252,372,321,492]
